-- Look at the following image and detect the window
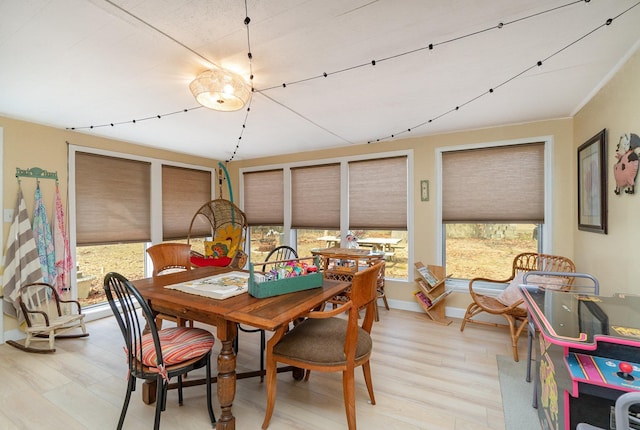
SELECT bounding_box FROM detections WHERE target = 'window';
[162,165,212,240]
[70,147,214,308]
[243,170,284,263]
[440,141,546,284]
[241,151,411,279]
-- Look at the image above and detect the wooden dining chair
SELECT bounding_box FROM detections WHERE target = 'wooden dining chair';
[261,261,384,430]
[146,243,194,329]
[103,272,216,430]
[460,252,576,361]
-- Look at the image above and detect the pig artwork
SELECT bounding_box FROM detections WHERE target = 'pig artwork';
[613,133,640,195]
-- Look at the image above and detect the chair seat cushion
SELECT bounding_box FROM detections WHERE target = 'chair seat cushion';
[139,327,215,367]
[496,273,526,309]
[190,254,232,267]
[273,318,372,366]
[524,274,570,291]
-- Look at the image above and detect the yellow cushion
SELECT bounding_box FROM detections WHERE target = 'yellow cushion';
[204,240,231,259]
[213,225,243,258]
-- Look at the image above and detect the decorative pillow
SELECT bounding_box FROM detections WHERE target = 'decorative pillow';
[138,327,215,368]
[524,274,570,291]
[204,240,231,259]
[496,272,526,309]
[213,225,243,258]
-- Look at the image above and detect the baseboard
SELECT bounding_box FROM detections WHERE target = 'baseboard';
[383,298,504,325]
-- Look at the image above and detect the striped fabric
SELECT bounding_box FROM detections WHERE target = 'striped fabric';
[138,327,215,368]
[2,186,43,324]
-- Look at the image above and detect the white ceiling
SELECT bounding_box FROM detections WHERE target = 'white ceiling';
[1,0,639,161]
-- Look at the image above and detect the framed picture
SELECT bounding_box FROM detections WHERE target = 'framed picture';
[577,129,607,234]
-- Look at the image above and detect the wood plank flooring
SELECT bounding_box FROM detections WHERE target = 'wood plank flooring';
[0,308,533,429]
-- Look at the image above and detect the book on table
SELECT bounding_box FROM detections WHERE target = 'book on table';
[165,271,250,300]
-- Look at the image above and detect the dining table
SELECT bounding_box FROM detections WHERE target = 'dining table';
[132,265,350,430]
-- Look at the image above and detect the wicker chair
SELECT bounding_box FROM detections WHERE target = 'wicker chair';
[460,252,576,361]
[146,243,194,329]
[187,199,248,270]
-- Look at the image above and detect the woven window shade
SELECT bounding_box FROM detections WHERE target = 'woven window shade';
[243,169,284,226]
[349,156,408,229]
[292,164,340,229]
[162,165,211,240]
[76,152,151,245]
[442,143,545,223]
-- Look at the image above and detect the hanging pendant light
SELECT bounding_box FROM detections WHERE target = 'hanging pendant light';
[189,68,250,112]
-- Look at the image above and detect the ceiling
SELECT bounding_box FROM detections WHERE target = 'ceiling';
[1,1,639,161]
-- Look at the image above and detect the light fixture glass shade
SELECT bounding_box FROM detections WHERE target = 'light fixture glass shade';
[189,68,250,112]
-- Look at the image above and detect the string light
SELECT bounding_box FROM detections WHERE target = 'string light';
[224,0,255,162]
[367,4,640,143]
[64,0,639,156]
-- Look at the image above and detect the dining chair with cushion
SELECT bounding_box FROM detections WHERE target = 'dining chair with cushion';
[234,245,299,381]
[146,242,194,329]
[261,261,385,430]
[460,252,576,361]
[103,272,216,430]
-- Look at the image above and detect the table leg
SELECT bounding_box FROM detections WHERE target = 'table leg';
[142,380,156,404]
[216,325,237,430]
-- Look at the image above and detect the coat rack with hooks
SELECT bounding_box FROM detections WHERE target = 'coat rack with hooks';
[16,167,58,182]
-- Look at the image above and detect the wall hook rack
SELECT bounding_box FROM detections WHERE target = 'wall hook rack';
[16,167,58,182]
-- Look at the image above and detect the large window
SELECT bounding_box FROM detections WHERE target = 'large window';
[241,151,411,279]
[440,141,547,284]
[70,147,213,308]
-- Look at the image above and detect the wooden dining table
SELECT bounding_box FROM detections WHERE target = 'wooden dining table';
[132,265,350,430]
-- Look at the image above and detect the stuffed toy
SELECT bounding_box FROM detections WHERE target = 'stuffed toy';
[614,133,640,195]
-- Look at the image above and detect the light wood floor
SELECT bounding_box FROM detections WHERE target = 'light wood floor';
[0,308,532,429]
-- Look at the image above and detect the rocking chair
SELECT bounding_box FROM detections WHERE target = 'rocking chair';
[8,282,88,353]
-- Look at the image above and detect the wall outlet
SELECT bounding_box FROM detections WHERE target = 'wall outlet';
[4,209,13,223]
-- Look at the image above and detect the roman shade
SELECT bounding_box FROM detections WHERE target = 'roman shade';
[442,143,545,223]
[76,152,151,245]
[162,165,212,240]
[291,164,340,229]
[243,169,284,226]
[348,156,408,229]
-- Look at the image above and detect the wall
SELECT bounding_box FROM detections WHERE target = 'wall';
[573,45,640,296]
[0,116,218,335]
[228,118,576,311]
[0,45,636,336]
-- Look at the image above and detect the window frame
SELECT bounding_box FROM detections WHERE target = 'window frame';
[68,145,216,307]
[239,149,413,281]
[436,136,554,293]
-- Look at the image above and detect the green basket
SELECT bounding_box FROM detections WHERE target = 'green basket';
[249,257,323,298]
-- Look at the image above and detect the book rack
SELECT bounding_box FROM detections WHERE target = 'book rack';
[414,262,452,325]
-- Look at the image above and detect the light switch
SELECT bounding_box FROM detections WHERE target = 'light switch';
[4,209,13,223]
